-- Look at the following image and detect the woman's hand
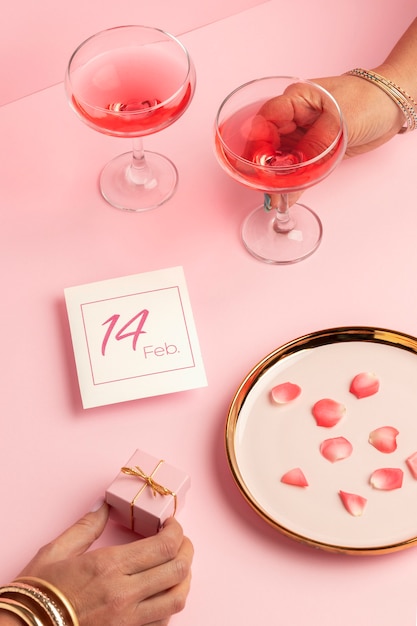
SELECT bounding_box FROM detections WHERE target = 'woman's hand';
[262,71,405,209]
[17,503,193,626]
[314,70,405,157]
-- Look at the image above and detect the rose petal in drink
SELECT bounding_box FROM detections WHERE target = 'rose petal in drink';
[312,399,346,427]
[370,468,403,490]
[320,437,353,462]
[349,372,380,399]
[339,490,367,517]
[271,382,302,404]
[280,468,308,487]
[406,451,417,479]
[368,426,399,453]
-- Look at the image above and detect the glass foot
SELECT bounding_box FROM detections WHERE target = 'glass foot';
[241,202,323,264]
[100,150,178,212]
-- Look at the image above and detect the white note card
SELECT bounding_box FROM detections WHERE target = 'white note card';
[64,267,207,408]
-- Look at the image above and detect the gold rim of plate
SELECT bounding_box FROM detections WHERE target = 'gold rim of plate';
[225,325,417,555]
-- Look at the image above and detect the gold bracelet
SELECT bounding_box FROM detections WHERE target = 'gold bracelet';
[346,67,417,133]
[0,598,43,626]
[0,583,65,626]
[14,579,79,626]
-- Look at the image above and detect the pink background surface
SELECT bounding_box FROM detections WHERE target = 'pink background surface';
[0,0,267,105]
[1,1,417,625]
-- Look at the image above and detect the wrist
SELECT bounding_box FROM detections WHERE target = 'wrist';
[346,67,416,133]
[374,62,417,104]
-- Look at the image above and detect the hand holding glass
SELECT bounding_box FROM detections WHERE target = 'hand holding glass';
[66,25,196,211]
[215,76,347,263]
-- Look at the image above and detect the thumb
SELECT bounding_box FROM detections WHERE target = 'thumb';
[52,500,110,558]
[19,501,109,574]
[265,191,303,211]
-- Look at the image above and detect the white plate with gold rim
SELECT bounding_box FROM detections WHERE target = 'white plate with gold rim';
[225,326,417,554]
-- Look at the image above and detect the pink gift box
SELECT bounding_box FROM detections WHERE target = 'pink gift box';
[105,449,190,537]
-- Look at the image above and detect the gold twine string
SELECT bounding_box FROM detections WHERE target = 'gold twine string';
[121,461,177,530]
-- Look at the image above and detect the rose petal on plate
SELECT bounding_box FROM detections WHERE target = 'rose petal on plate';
[349,372,380,399]
[320,437,353,462]
[280,468,308,487]
[406,451,417,479]
[271,382,302,404]
[370,468,403,490]
[312,399,346,427]
[368,426,399,453]
[339,490,367,517]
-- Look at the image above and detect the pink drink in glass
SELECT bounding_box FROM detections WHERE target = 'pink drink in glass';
[71,47,194,137]
[216,100,345,192]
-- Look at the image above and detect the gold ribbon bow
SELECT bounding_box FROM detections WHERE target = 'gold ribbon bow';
[121,460,177,531]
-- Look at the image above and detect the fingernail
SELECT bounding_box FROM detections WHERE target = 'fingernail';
[90,497,105,512]
[264,194,272,211]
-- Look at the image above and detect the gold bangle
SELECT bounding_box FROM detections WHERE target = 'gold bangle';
[0,583,65,626]
[346,67,417,132]
[0,598,43,626]
[14,579,79,626]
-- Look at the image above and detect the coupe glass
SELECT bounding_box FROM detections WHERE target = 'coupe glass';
[65,25,196,212]
[215,76,347,263]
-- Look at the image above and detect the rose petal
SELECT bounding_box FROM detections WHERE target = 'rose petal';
[350,372,380,399]
[339,490,367,517]
[406,451,417,479]
[368,426,399,453]
[320,437,353,463]
[370,468,403,490]
[280,467,308,487]
[312,398,346,428]
[271,382,302,404]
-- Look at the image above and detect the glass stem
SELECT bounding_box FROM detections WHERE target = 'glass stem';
[272,193,296,233]
[128,137,155,186]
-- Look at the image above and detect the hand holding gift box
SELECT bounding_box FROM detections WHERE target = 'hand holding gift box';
[105,449,190,537]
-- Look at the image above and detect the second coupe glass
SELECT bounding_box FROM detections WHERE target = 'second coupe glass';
[66,25,196,212]
[215,76,347,263]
